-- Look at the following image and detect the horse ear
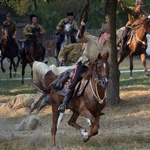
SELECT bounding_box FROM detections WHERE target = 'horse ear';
[102,52,109,60]
[97,53,102,59]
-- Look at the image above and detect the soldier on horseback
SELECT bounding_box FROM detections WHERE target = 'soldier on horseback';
[55,11,78,58]
[118,0,148,55]
[22,14,46,61]
[58,20,111,113]
[1,13,19,57]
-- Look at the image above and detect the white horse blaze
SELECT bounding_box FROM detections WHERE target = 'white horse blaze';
[57,112,64,129]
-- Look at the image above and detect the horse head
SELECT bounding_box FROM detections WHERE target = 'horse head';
[64,22,72,35]
[87,53,109,88]
[2,25,12,40]
[32,26,43,44]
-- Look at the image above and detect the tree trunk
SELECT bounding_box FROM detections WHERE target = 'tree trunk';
[33,0,37,10]
[105,0,120,106]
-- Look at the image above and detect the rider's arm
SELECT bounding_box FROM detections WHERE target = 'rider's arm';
[71,20,78,32]
[76,20,88,42]
[23,24,33,36]
[39,25,46,35]
[56,19,64,33]
[118,0,138,17]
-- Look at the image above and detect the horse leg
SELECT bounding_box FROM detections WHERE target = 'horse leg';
[0,56,6,73]
[51,104,60,147]
[129,55,133,79]
[9,60,13,78]
[68,111,88,134]
[118,52,128,64]
[21,62,27,84]
[29,91,47,115]
[80,109,97,143]
[140,53,149,76]
[12,59,17,77]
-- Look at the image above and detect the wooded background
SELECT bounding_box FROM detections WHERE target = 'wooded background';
[0,0,150,32]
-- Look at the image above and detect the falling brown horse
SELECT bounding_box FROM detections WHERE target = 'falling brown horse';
[50,53,109,146]
[117,15,150,78]
[0,25,20,78]
[21,27,44,84]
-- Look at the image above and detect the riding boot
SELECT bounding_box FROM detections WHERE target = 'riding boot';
[58,88,74,113]
[119,40,125,55]
[54,48,60,59]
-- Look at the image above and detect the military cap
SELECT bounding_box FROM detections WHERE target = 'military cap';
[99,23,110,35]
[30,14,38,22]
[67,11,74,16]
[6,12,11,18]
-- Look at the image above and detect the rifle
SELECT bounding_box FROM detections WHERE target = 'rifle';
[78,0,90,38]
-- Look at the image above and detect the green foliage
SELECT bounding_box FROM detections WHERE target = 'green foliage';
[1,0,150,31]
[7,0,32,16]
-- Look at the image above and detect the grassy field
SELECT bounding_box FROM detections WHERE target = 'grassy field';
[0,56,150,150]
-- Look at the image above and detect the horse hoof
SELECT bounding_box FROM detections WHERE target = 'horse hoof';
[129,76,133,80]
[2,69,6,73]
[145,72,150,76]
[83,136,90,143]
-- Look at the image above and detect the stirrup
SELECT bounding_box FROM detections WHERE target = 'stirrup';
[58,104,66,113]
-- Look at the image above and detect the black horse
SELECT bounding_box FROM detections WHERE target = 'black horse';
[0,25,20,78]
[21,27,44,84]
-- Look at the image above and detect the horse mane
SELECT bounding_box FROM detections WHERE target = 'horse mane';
[132,14,148,27]
[32,61,76,83]
[81,53,109,80]
[32,26,40,33]
[81,57,99,80]
[32,61,51,82]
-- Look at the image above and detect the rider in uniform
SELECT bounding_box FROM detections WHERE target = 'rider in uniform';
[55,11,78,58]
[58,43,86,66]
[1,13,19,56]
[23,14,46,61]
[58,20,111,113]
[118,0,148,55]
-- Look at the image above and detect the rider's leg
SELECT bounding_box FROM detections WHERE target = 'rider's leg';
[55,34,65,58]
[119,27,130,55]
[71,35,77,43]
[58,62,88,113]
[12,38,21,58]
[20,39,30,64]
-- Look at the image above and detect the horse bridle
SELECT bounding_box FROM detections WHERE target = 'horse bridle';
[92,60,109,87]
[89,59,108,104]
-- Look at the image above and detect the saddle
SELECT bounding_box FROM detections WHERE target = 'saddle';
[51,69,89,98]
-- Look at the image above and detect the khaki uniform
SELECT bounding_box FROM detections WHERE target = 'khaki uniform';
[77,35,111,66]
[2,20,16,36]
[120,5,147,28]
[23,24,46,37]
[56,18,78,34]
[58,43,85,66]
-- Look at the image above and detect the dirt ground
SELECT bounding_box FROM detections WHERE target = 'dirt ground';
[0,84,150,149]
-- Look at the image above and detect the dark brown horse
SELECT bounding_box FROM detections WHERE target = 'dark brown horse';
[21,27,44,84]
[50,53,109,146]
[0,25,20,78]
[117,15,150,78]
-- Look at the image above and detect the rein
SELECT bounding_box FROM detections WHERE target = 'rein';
[89,79,106,104]
[135,34,147,46]
[89,59,108,104]
[133,18,150,46]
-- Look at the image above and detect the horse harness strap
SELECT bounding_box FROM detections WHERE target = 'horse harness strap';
[89,79,106,104]
[135,34,147,46]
